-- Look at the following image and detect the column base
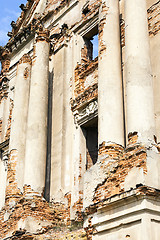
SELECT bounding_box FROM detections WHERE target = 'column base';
[83,136,160,209]
[84,187,160,240]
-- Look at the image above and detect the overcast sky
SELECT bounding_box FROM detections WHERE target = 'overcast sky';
[0,0,27,46]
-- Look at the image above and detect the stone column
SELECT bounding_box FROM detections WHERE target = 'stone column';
[0,51,10,142]
[9,54,31,190]
[1,77,10,143]
[125,0,155,142]
[98,0,124,146]
[61,41,73,194]
[24,26,50,194]
[50,45,65,200]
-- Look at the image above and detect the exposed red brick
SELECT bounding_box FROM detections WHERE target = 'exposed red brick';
[84,217,95,240]
[98,2,108,57]
[148,0,160,36]
[120,20,125,47]
[72,154,84,222]
[5,99,14,141]
[71,56,98,111]
[93,140,147,204]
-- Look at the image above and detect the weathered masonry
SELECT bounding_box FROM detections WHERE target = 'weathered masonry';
[0,0,160,239]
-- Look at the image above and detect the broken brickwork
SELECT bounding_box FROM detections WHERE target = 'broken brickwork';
[0,0,160,239]
[71,82,98,111]
[86,150,97,170]
[73,57,98,98]
[120,19,125,48]
[84,217,95,240]
[1,127,159,239]
[98,2,108,57]
[83,185,160,239]
[0,149,73,239]
[72,154,84,223]
[5,99,14,141]
[12,0,40,36]
[148,0,160,36]
[94,137,148,204]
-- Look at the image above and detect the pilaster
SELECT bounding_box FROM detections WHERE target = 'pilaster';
[9,54,31,190]
[125,0,155,143]
[98,0,124,146]
[24,26,50,194]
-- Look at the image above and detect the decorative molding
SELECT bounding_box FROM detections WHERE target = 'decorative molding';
[74,99,98,126]
[46,0,79,31]
[8,67,17,81]
[0,139,9,149]
[36,25,50,42]
[0,75,10,99]
[71,1,99,35]
[71,83,98,111]
[2,153,9,171]
[2,77,10,97]
[19,54,32,65]
[0,139,9,171]
[24,67,30,80]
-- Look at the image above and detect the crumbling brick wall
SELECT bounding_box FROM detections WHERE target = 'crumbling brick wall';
[93,139,147,204]
[148,0,160,36]
[0,1,160,240]
[0,149,73,239]
[74,57,98,98]
[5,99,13,141]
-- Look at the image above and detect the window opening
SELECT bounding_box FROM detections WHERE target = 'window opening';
[82,25,98,61]
[91,34,98,59]
[82,6,90,16]
[82,117,98,170]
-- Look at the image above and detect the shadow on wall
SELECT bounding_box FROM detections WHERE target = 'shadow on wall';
[44,70,54,202]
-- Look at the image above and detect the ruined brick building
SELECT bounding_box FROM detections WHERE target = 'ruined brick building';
[0,0,160,239]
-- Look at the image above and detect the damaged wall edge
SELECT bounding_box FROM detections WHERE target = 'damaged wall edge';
[0,0,160,239]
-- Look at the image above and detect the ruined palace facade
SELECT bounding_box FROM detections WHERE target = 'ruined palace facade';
[0,0,160,239]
